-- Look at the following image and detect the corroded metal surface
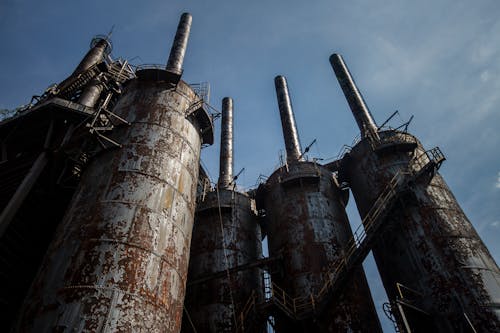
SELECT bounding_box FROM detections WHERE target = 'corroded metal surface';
[345,130,500,332]
[166,13,192,74]
[260,161,382,332]
[183,190,263,333]
[78,77,104,108]
[15,71,211,332]
[274,76,303,164]
[73,37,110,75]
[218,97,234,189]
[329,54,378,139]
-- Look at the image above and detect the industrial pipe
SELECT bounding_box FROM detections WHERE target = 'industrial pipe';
[166,12,192,74]
[73,37,111,75]
[218,97,233,189]
[274,75,303,164]
[329,54,379,140]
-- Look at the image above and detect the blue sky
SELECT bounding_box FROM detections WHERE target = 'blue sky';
[1,1,499,331]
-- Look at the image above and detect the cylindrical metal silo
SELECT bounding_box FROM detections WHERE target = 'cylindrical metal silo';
[15,14,214,333]
[183,98,264,333]
[259,76,382,332]
[331,54,500,333]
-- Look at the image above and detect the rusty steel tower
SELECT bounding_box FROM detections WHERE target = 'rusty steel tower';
[13,13,214,332]
[256,75,382,332]
[329,53,500,333]
[1,10,499,333]
[182,97,264,333]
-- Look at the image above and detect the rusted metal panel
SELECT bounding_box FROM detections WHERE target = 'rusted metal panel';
[183,190,263,333]
[14,73,211,332]
[261,161,382,332]
[345,130,500,332]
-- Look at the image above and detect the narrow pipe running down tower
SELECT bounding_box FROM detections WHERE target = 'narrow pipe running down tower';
[218,97,233,189]
[183,98,263,333]
[329,54,379,139]
[274,76,303,164]
[166,12,192,74]
[258,75,382,333]
[332,54,500,332]
[15,13,214,333]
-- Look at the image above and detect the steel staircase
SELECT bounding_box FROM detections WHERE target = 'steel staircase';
[87,91,130,150]
[233,147,446,330]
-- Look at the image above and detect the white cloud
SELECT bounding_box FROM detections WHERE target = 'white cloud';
[480,70,490,82]
[496,172,500,189]
[490,221,500,228]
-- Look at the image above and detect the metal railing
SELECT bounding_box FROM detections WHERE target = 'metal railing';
[190,82,210,104]
[374,132,418,150]
[134,63,165,71]
[234,147,446,326]
[107,59,136,83]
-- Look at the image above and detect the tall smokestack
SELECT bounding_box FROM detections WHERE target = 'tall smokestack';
[218,97,233,189]
[166,12,192,74]
[274,75,303,164]
[329,54,379,139]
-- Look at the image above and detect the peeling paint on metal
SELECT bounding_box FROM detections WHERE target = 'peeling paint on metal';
[15,74,210,332]
[345,130,500,332]
[260,161,382,332]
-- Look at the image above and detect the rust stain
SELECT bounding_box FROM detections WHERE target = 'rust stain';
[345,130,500,332]
[260,161,382,332]
[164,186,174,211]
[15,75,211,332]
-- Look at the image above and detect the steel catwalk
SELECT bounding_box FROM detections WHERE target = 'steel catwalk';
[14,70,213,332]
